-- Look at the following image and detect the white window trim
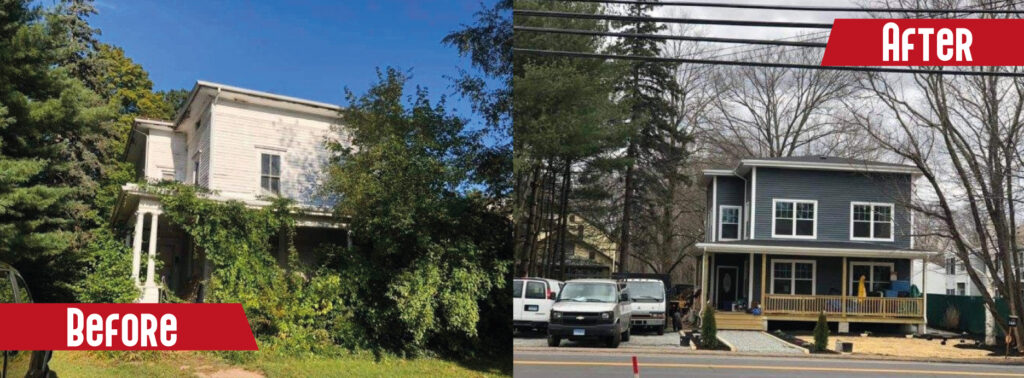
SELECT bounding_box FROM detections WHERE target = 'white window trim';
[718,205,742,241]
[257,149,284,195]
[849,202,895,242]
[849,261,896,293]
[771,199,818,239]
[770,259,816,295]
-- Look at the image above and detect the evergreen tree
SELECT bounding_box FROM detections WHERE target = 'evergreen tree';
[607,1,686,273]
[700,305,719,349]
[813,311,830,352]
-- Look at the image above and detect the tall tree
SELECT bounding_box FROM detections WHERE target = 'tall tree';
[607,1,682,273]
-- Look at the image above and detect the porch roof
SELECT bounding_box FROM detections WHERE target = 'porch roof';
[697,239,937,258]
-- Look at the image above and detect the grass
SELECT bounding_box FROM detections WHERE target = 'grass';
[47,351,510,377]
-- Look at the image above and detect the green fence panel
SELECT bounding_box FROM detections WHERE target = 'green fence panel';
[927,294,1009,336]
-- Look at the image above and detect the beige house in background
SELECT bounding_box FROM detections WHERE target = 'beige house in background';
[111,81,351,303]
[537,214,618,279]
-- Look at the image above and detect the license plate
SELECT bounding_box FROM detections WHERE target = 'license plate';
[573,329,585,336]
[524,305,538,312]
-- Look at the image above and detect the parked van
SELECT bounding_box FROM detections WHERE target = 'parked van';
[513,277,563,332]
[548,279,632,348]
[623,278,667,334]
[1,262,55,378]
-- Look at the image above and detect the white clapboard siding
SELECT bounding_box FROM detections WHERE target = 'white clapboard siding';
[207,99,344,209]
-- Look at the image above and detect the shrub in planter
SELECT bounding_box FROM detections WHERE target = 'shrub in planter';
[700,304,719,349]
[813,311,830,352]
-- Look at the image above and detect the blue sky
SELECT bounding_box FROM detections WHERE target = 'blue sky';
[87,0,492,121]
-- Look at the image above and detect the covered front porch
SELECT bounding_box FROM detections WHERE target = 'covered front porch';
[696,241,934,330]
[112,184,350,303]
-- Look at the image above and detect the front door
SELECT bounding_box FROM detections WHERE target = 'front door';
[716,266,738,311]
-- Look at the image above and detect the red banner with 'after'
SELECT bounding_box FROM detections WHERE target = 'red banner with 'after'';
[0,303,258,350]
[822,19,1024,66]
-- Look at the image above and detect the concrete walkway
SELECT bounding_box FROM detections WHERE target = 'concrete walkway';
[718,330,806,354]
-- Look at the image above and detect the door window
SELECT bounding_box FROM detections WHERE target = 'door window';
[513,280,524,298]
[524,281,546,299]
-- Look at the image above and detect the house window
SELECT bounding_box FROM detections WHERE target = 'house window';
[851,202,894,241]
[772,199,816,238]
[719,206,741,241]
[261,153,281,194]
[946,289,956,295]
[193,160,200,185]
[850,262,894,293]
[946,258,956,275]
[771,260,815,295]
[956,282,966,296]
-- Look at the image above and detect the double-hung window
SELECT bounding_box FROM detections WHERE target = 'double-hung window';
[260,153,281,194]
[719,206,741,241]
[771,260,815,295]
[851,202,894,241]
[772,199,816,238]
[849,261,894,293]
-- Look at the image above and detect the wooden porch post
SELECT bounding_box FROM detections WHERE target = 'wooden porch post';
[760,253,766,310]
[841,256,847,317]
[921,256,928,334]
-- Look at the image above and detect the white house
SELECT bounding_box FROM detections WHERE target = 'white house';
[111,81,351,303]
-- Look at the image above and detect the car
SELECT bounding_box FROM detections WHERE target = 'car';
[623,278,667,335]
[513,277,563,333]
[1,262,55,378]
[547,279,632,348]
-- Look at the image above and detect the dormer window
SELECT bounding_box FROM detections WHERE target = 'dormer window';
[772,199,816,238]
[719,206,741,241]
[850,202,894,241]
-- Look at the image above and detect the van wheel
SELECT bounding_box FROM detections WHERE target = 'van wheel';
[607,330,621,348]
[622,327,631,342]
[547,335,561,347]
[657,325,665,335]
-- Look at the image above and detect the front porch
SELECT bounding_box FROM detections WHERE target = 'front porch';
[697,243,933,330]
[113,184,350,303]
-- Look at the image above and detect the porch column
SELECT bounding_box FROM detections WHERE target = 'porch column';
[131,213,145,286]
[145,212,160,286]
[760,254,766,309]
[920,256,928,334]
[748,252,754,304]
[699,252,709,311]
[842,256,847,317]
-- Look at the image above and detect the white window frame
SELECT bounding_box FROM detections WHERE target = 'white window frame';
[848,261,895,293]
[718,205,742,241]
[849,202,895,241]
[771,199,817,239]
[770,259,817,295]
[258,151,283,195]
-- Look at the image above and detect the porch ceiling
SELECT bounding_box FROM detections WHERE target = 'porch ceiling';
[697,239,937,258]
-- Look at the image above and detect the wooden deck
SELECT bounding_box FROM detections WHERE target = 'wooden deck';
[763,294,923,319]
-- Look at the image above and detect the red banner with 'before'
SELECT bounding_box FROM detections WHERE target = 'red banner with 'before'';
[0,303,258,350]
[822,19,1024,66]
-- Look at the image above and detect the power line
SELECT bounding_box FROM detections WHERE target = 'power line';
[513,9,834,28]
[514,26,828,47]
[563,0,1024,14]
[514,48,1024,77]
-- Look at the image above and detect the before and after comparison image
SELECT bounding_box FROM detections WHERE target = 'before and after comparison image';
[4,0,1024,377]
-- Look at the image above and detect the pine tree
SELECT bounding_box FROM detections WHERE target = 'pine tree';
[700,304,719,349]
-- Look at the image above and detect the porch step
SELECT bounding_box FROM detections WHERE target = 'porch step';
[712,312,766,331]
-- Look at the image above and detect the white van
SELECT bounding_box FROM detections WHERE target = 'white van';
[623,278,667,334]
[513,277,563,332]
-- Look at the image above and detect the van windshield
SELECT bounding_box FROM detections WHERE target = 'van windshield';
[626,281,664,302]
[558,282,616,303]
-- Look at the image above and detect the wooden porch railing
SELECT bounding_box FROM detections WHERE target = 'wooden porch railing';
[763,294,923,318]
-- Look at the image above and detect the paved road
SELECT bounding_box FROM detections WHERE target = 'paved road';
[513,351,1024,377]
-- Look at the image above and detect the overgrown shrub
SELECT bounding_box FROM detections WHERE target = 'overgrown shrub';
[813,311,830,352]
[75,229,141,303]
[700,304,719,349]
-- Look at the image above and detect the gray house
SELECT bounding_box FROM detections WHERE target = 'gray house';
[695,156,937,332]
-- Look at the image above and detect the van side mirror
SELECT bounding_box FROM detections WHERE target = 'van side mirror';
[619,293,630,302]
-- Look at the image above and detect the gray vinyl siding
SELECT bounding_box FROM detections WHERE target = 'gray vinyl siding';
[705,183,713,243]
[715,176,744,242]
[752,168,912,248]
